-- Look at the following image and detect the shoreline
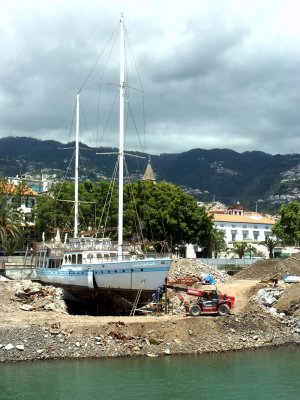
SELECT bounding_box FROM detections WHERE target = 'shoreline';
[1,311,300,363]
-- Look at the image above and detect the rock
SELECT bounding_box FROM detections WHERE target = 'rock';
[147,353,158,357]
[19,305,34,311]
[15,289,27,298]
[49,329,61,335]
[148,337,164,345]
[21,280,33,292]
[16,345,25,351]
[44,303,57,311]
[75,342,81,347]
[5,343,14,350]
[269,307,277,314]
[36,349,44,354]
[164,348,170,355]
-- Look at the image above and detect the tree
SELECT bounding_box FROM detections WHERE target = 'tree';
[259,237,280,259]
[272,202,300,245]
[0,196,23,254]
[207,228,227,258]
[124,181,214,251]
[232,241,250,259]
[34,180,214,250]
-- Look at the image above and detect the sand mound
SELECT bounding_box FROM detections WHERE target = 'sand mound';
[235,252,300,280]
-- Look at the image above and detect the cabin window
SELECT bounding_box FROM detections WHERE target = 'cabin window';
[42,252,46,268]
[77,254,82,264]
[104,254,109,260]
[72,254,76,264]
[97,254,102,259]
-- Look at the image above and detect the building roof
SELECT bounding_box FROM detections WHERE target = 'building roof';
[212,213,276,225]
[0,182,38,196]
[142,161,156,182]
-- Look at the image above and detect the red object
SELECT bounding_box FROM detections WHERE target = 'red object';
[186,288,235,316]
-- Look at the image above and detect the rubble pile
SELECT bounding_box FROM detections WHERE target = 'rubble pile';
[254,285,300,335]
[235,253,300,280]
[14,280,67,314]
[168,259,232,285]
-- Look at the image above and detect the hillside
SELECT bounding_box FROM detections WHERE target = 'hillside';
[1,136,300,210]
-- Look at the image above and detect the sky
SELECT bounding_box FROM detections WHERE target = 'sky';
[1,0,300,155]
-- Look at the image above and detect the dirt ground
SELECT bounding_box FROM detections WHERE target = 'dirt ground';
[0,258,300,362]
[0,279,258,329]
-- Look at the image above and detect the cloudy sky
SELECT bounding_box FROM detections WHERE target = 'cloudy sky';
[1,0,300,155]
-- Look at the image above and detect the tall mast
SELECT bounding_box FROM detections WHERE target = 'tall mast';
[118,14,125,258]
[74,92,80,238]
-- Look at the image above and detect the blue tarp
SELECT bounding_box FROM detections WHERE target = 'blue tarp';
[204,274,215,285]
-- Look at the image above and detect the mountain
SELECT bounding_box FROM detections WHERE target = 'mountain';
[1,136,300,211]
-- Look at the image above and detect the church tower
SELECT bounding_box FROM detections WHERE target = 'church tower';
[142,157,156,183]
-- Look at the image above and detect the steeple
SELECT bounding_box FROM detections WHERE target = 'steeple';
[142,156,156,183]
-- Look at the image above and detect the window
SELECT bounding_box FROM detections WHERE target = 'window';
[242,230,249,240]
[265,226,269,230]
[254,225,258,229]
[231,230,237,241]
[232,224,236,228]
[253,231,259,241]
[243,225,247,229]
[220,224,224,227]
[265,232,270,240]
[77,254,82,264]
[71,254,76,264]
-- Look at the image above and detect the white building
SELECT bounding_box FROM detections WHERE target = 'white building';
[213,213,276,244]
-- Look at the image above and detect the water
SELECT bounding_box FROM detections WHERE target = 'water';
[0,347,299,400]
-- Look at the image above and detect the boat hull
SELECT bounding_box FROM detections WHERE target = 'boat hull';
[36,258,171,292]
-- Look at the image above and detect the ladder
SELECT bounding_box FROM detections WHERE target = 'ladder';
[130,280,145,317]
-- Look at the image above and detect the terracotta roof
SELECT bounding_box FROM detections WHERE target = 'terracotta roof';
[0,182,38,196]
[212,213,276,225]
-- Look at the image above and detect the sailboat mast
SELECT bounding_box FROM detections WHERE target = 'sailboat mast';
[118,14,125,258]
[74,92,80,238]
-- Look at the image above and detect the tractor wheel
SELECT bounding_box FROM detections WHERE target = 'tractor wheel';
[189,304,201,317]
[217,304,230,316]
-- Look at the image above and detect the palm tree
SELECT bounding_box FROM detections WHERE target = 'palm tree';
[232,241,250,259]
[210,228,227,258]
[0,196,23,254]
[259,237,279,259]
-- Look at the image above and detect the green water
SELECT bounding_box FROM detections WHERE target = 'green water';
[0,347,299,400]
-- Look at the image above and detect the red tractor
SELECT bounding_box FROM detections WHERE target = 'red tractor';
[185,288,235,316]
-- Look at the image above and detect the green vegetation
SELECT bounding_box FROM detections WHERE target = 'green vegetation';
[232,241,250,259]
[207,228,227,258]
[2,137,300,211]
[34,180,214,252]
[272,202,300,245]
[0,196,23,255]
[259,237,280,259]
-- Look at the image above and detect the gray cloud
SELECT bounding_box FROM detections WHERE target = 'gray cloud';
[1,0,300,156]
